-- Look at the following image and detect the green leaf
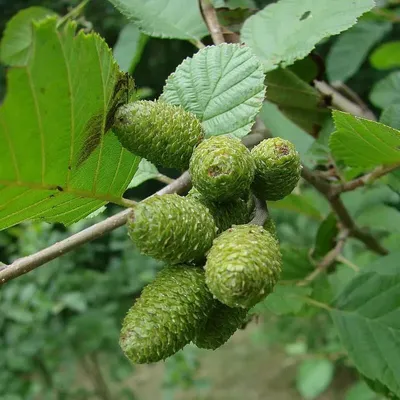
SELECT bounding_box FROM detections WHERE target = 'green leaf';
[128,159,159,188]
[280,245,315,280]
[241,0,375,72]
[0,19,140,230]
[296,359,334,400]
[0,6,57,66]
[345,381,379,400]
[370,71,400,109]
[161,43,265,138]
[381,104,400,130]
[357,204,400,233]
[107,0,208,40]
[388,169,400,195]
[288,56,319,83]
[212,0,256,8]
[370,41,400,70]
[113,23,148,73]
[330,111,400,168]
[263,284,312,315]
[327,21,391,82]
[269,194,323,220]
[259,102,315,161]
[331,254,400,397]
[265,68,330,136]
[313,213,338,260]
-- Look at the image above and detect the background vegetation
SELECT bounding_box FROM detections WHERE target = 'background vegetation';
[1,0,399,399]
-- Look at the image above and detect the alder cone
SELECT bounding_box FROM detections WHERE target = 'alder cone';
[187,187,252,233]
[113,100,204,169]
[251,138,301,201]
[205,224,282,308]
[189,135,255,202]
[193,301,248,350]
[120,266,213,364]
[128,194,216,264]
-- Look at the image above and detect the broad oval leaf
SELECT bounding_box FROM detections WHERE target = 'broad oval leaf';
[370,71,400,109]
[241,0,375,72]
[296,359,335,400]
[161,43,265,138]
[327,21,391,83]
[370,41,400,70]
[0,19,140,230]
[128,159,159,189]
[113,23,148,73]
[107,0,208,40]
[330,111,400,168]
[0,6,57,66]
[331,252,400,398]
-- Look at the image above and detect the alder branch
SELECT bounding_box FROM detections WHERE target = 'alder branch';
[0,172,192,285]
[250,197,268,226]
[298,229,349,285]
[314,80,376,121]
[335,164,400,194]
[301,166,388,256]
[200,0,225,45]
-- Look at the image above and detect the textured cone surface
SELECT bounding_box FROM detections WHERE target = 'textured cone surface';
[128,194,216,264]
[120,266,214,364]
[205,224,282,308]
[193,301,248,350]
[114,100,204,169]
[187,187,252,233]
[251,138,301,201]
[189,136,255,202]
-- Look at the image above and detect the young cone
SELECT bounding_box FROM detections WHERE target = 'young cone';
[187,187,253,233]
[113,100,204,169]
[205,224,282,308]
[189,136,255,202]
[193,301,248,350]
[128,194,216,264]
[120,266,214,364]
[251,138,301,201]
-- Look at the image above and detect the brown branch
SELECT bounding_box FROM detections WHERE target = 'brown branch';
[0,172,192,285]
[200,0,225,45]
[250,197,268,226]
[298,229,349,285]
[301,166,388,256]
[335,164,400,194]
[314,80,376,121]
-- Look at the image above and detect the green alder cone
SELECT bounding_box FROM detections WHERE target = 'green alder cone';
[187,187,252,233]
[205,224,282,308]
[120,266,214,364]
[128,194,216,264]
[189,135,255,202]
[193,301,248,350]
[113,100,204,169]
[251,138,301,201]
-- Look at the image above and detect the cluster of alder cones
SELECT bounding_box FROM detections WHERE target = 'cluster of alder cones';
[112,100,301,364]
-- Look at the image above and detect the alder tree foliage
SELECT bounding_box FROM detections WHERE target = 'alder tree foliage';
[1,0,400,399]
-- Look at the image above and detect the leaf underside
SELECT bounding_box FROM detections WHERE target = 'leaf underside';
[0,19,140,230]
[161,43,266,138]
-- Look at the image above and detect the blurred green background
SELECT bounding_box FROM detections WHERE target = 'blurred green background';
[1,1,398,399]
